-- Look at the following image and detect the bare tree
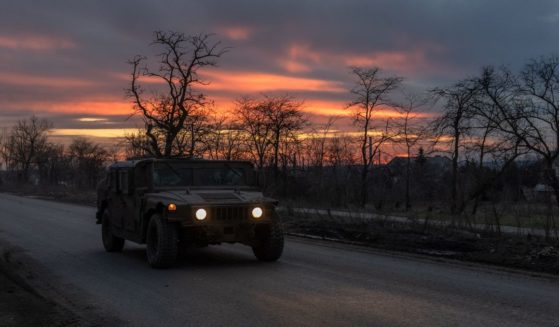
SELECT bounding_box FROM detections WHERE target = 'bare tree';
[474,58,559,207]
[263,95,306,179]
[106,144,123,163]
[68,137,108,188]
[395,92,429,211]
[174,106,212,157]
[37,143,67,186]
[234,96,273,169]
[6,116,52,182]
[466,94,522,216]
[220,124,246,161]
[432,80,477,214]
[347,67,402,207]
[234,95,305,170]
[205,113,245,160]
[126,31,227,158]
[123,129,152,159]
[0,128,8,172]
[325,134,359,206]
[305,117,337,169]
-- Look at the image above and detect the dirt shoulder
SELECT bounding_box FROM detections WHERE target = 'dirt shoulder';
[0,184,97,207]
[0,266,80,327]
[0,244,83,327]
[0,240,126,327]
[282,210,559,275]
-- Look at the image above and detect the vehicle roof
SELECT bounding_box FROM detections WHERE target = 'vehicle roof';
[109,157,254,169]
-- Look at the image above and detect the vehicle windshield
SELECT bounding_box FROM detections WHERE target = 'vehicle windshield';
[153,162,249,187]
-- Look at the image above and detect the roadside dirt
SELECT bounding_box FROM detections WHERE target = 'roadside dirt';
[0,240,125,327]
[0,184,97,207]
[0,247,82,326]
[282,212,559,275]
[0,270,81,326]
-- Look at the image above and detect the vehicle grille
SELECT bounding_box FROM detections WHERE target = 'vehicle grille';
[211,206,248,221]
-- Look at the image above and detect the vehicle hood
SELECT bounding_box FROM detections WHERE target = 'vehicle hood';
[144,189,276,206]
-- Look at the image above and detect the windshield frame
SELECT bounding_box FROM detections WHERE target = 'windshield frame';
[150,160,256,189]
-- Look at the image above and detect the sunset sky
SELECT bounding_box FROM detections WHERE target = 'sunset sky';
[1,0,559,145]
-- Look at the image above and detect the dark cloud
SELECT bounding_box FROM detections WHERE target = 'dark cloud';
[1,0,559,134]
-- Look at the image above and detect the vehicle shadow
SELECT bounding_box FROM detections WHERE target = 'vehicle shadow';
[117,245,272,269]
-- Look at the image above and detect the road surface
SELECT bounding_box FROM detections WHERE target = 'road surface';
[0,193,558,327]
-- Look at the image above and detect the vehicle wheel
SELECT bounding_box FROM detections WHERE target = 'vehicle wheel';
[146,215,178,268]
[252,221,284,262]
[102,211,125,252]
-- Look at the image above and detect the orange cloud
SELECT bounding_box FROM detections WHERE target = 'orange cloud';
[221,27,251,40]
[306,100,435,119]
[280,59,312,73]
[0,73,94,88]
[0,35,75,50]
[209,97,420,120]
[301,100,349,117]
[276,44,323,73]
[45,100,133,115]
[288,44,322,63]
[280,42,446,76]
[0,100,132,115]
[110,72,166,84]
[50,128,138,138]
[201,70,345,93]
[113,69,344,93]
[345,49,431,74]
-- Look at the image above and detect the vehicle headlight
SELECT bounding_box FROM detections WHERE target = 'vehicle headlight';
[195,208,207,220]
[167,203,177,212]
[251,207,263,219]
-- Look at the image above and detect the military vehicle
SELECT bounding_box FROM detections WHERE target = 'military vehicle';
[96,158,284,268]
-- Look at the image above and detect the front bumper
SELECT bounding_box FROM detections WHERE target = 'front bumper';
[167,205,277,244]
[166,204,274,225]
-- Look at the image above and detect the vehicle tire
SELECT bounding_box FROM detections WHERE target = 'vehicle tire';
[146,215,178,268]
[102,211,125,252]
[252,221,284,262]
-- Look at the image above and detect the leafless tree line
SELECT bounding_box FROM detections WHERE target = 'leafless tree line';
[0,116,112,189]
[430,56,559,216]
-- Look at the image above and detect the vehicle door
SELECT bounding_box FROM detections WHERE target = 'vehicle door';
[116,169,134,232]
[122,167,144,233]
[107,169,124,229]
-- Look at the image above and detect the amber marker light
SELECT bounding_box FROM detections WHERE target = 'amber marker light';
[167,203,177,212]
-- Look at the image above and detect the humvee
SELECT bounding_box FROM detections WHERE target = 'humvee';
[96,158,284,268]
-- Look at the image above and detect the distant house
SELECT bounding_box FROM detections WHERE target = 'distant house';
[520,157,559,200]
[522,183,555,202]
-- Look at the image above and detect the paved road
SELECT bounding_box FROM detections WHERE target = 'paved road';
[0,193,558,327]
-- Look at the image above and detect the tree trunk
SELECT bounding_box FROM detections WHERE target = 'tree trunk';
[361,165,368,208]
[360,134,369,208]
[451,127,460,215]
[273,133,280,182]
[545,160,559,210]
[405,148,411,211]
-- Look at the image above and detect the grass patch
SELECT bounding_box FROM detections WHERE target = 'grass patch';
[282,208,559,275]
